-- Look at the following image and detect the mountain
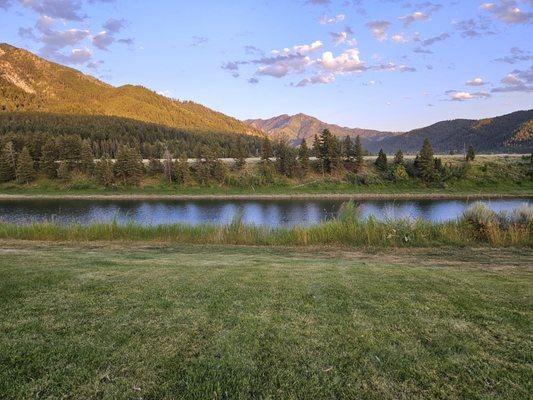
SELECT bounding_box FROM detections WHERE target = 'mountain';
[248,111,533,154]
[369,110,533,154]
[246,113,399,146]
[0,43,260,137]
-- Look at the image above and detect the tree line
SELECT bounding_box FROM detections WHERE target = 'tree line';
[0,126,497,187]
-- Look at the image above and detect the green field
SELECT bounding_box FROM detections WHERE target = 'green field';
[1,243,531,399]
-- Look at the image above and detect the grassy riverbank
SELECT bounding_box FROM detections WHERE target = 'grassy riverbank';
[1,155,531,198]
[0,243,531,399]
[1,202,531,247]
[1,178,532,198]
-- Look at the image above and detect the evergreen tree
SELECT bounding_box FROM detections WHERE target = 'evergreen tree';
[57,161,70,181]
[318,129,337,174]
[312,134,320,158]
[147,157,163,176]
[114,145,143,186]
[354,135,364,172]
[234,137,247,169]
[40,139,58,179]
[260,137,273,161]
[80,140,94,175]
[275,139,298,178]
[375,149,388,171]
[466,145,475,162]
[95,154,114,187]
[175,153,190,185]
[0,142,17,182]
[15,146,35,184]
[195,145,214,185]
[343,136,354,163]
[163,149,174,183]
[298,139,310,175]
[417,138,437,183]
[529,153,533,180]
[394,149,404,165]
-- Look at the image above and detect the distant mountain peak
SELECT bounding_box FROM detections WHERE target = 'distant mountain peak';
[245,113,399,146]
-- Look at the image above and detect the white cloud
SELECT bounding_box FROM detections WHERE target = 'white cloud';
[319,49,365,73]
[390,34,408,43]
[366,20,390,42]
[481,1,533,24]
[466,78,485,86]
[319,13,345,25]
[448,91,491,101]
[293,73,336,87]
[92,31,113,50]
[399,11,429,27]
[329,30,357,46]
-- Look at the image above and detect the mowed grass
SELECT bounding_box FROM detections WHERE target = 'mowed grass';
[0,243,532,399]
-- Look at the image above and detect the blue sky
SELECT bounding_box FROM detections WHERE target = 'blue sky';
[0,0,532,131]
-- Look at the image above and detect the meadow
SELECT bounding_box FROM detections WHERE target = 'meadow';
[0,243,531,399]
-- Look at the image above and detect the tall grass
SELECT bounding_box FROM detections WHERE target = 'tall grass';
[0,202,530,248]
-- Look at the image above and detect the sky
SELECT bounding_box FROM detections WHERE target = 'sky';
[0,0,532,131]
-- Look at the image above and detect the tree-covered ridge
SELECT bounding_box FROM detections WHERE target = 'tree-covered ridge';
[367,110,533,154]
[0,43,261,136]
[0,112,263,159]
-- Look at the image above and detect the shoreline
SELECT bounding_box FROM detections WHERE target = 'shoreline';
[0,192,532,201]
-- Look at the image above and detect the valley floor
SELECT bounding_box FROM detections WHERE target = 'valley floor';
[1,242,531,399]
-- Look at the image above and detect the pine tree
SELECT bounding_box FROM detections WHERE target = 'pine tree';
[0,142,17,182]
[57,161,70,181]
[114,145,144,186]
[354,135,364,172]
[80,140,94,175]
[375,149,388,171]
[40,139,58,179]
[417,138,437,183]
[163,149,174,183]
[260,137,273,161]
[175,153,190,185]
[148,157,163,176]
[298,139,310,175]
[318,129,337,173]
[234,137,247,169]
[95,154,115,187]
[466,145,475,162]
[343,136,354,163]
[394,149,404,165]
[275,139,298,178]
[312,134,320,158]
[15,146,36,184]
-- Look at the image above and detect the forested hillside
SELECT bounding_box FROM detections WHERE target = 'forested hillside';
[0,43,260,137]
[368,110,533,154]
[0,112,262,158]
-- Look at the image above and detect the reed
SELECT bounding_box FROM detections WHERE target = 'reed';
[0,202,531,247]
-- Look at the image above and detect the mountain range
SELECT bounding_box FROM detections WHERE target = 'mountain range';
[0,43,531,154]
[247,111,533,154]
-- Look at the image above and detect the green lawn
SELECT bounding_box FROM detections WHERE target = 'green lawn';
[0,243,531,399]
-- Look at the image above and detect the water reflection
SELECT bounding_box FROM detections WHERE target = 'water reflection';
[0,198,529,227]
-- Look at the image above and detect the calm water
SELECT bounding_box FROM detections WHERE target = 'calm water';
[0,198,530,227]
